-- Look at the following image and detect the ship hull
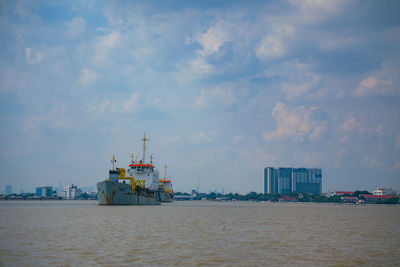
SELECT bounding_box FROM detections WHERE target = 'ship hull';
[97,180,161,205]
[159,191,174,203]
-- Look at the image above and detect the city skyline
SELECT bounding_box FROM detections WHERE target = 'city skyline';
[0,1,399,194]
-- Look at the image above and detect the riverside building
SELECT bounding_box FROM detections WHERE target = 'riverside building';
[35,186,53,197]
[372,188,397,196]
[5,185,12,196]
[264,167,322,195]
[61,184,82,199]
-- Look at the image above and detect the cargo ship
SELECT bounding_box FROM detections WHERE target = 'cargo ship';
[159,163,174,203]
[97,133,164,205]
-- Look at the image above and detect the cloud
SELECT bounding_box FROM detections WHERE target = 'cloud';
[256,24,294,60]
[85,100,112,116]
[289,0,345,13]
[263,102,329,142]
[78,69,98,85]
[189,130,217,144]
[376,125,384,137]
[396,134,400,149]
[66,17,86,37]
[194,86,238,109]
[152,98,161,104]
[354,76,393,97]
[186,57,214,76]
[123,92,139,112]
[194,21,238,58]
[93,31,120,63]
[287,0,347,25]
[301,152,325,167]
[236,146,277,168]
[84,92,140,117]
[0,68,26,92]
[25,47,44,64]
[319,36,355,51]
[21,104,74,133]
[363,156,377,166]
[282,73,320,100]
[183,21,239,77]
[339,116,367,143]
[394,162,400,169]
[230,134,244,145]
[340,116,361,132]
[12,0,42,22]
[167,136,184,145]
[336,90,345,99]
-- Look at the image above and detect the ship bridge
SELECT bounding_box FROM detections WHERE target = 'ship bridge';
[129,163,154,173]
[126,133,159,190]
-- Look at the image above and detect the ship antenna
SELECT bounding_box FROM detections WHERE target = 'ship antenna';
[111,155,116,171]
[141,133,150,164]
[164,162,167,179]
[150,154,153,165]
[131,153,134,164]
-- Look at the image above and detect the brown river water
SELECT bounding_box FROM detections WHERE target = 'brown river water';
[0,200,399,266]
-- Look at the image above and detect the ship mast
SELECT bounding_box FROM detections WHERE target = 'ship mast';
[164,162,167,179]
[141,133,150,164]
[131,153,134,164]
[111,155,116,171]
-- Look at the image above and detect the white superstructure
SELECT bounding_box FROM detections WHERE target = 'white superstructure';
[126,133,160,190]
[373,188,397,196]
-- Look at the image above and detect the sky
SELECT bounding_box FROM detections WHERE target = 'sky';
[0,0,399,194]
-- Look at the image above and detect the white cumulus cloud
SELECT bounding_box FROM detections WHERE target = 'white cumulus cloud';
[193,20,238,57]
[340,116,361,132]
[123,92,139,112]
[66,17,86,37]
[182,21,239,77]
[256,24,294,60]
[363,156,377,166]
[354,76,393,97]
[263,102,328,142]
[287,0,347,25]
[94,31,120,63]
[194,86,237,109]
[78,68,98,85]
[282,73,320,100]
[25,47,44,64]
[189,130,217,144]
[339,115,365,142]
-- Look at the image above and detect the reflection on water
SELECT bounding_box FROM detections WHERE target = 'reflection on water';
[0,201,399,266]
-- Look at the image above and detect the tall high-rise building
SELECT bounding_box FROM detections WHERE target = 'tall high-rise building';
[278,167,293,194]
[264,167,278,194]
[264,167,322,195]
[36,186,53,197]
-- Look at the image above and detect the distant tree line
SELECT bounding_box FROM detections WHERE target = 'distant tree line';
[174,190,399,204]
[0,192,97,200]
